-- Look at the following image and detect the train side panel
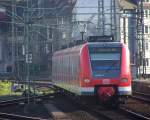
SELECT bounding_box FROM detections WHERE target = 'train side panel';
[52,46,83,95]
[79,44,95,95]
[119,44,132,95]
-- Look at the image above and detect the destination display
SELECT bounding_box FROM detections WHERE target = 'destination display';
[90,53,120,60]
[89,47,121,53]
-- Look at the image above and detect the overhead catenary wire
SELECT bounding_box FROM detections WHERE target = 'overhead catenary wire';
[1,0,148,82]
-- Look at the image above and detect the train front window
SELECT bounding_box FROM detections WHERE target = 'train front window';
[89,48,121,78]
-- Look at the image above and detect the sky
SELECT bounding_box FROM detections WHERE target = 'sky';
[72,0,119,38]
[73,0,113,22]
[74,0,98,21]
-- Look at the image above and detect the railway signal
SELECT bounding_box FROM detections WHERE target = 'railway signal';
[25,54,32,64]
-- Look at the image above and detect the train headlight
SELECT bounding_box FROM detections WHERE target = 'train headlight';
[121,78,128,82]
[84,79,90,83]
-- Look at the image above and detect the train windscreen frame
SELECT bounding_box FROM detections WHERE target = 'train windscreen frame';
[89,45,122,78]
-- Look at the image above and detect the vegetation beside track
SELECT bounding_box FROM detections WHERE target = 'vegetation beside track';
[0,80,55,98]
[0,81,23,97]
[0,81,12,95]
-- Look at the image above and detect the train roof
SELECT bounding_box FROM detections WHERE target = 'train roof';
[87,42,123,47]
[53,42,124,56]
[53,44,83,56]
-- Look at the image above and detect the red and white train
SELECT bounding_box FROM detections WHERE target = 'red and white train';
[52,37,132,105]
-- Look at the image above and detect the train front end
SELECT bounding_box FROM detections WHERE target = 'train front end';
[80,42,132,105]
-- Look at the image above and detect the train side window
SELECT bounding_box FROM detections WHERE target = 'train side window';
[75,55,77,80]
[67,56,69,81]
[74,55,77,80]
[72,55,75,80]
[55,58,57,80]
[71,55,73,81]
[62,55,65,82]
[77,56,80,80]
[57,58,59,80]
[70,55,72,80]
[68,55,70,81]
[72,55,74,80]
[76,55,78,79]
[62,56,63,81]
[55,59,56,80]
[63,56,65,80]
[65,56,67,80]
[64,56,65,82]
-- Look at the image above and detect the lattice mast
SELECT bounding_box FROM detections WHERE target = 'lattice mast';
[136,0,146,77]
[97,0,117,40]
[98,0,105,35]
[111,0,117,41]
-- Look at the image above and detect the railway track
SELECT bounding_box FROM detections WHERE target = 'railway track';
[132,92,150,103]
[0,93,56,107]
[85,104,150,120]
[0,112,45,120]
[0,97,27,107]
[0,94,56,120]
[66,95,150,120]
[1,92,149,120]
[119,107,150,120]
[89,105,150,120]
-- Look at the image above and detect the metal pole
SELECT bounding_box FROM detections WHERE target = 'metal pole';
[110,0,113,35]
[98,0,100,32]
[136,0,146,78]
[113,0,117,41]
[140,1,146,78]
[12,0,16,77]
[81,32,84,41]
[25,0,30,104]
[123,10,126,44]
[98,0,104,34]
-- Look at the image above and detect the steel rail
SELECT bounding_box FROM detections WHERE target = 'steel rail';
[120,107,150,120]
[132,92,150,103]
[0,112,45,120]
[0,94,55,107]
[133,92,150,98]
[66,94,150,120]
[131,96,150,103]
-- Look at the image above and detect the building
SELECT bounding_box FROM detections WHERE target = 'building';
[0,0,149,80]
[119,0,137,77]
[0,1,12,79]
[0,0,76,80]
[118,0,150,77]
[143,0,150,75]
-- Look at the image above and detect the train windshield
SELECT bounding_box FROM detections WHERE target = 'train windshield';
[89,47,121,78]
